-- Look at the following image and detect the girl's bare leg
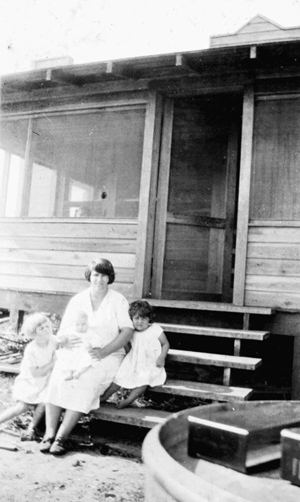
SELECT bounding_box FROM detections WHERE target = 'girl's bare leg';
[117,385,148,409]
[30,402,45,430]
[0,401,29,425]
[100,382,121,402]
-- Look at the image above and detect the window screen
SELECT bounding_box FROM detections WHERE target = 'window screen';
[0,107,145,218]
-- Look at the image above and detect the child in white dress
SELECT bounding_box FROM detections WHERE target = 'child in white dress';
[56,310,100,380]
[0,312,58,440]
[100,300,170,409]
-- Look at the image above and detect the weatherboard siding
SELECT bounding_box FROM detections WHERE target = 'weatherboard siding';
[0,219,138,300]
[245,224,300,309]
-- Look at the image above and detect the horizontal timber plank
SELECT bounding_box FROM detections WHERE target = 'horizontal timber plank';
[148,379,253,401]
[0,236,136,253]
[144,299,275,315]
[160,323,270,341]
[0,362,20,374]
[168,349,262,370]
[246,275,300,293]
[0,263,134,282]
[245,290,300,310]
[0,283,133,305]
[0,249,136,268]
[248,242,300,260]
[247,258,300,277]
[0,221,138,239]
[248,226,300,243]
[92,403,170,428]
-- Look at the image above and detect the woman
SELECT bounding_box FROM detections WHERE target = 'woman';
[40,258,134,455]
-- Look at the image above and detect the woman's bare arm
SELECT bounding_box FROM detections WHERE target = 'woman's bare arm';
[89,327,134,360]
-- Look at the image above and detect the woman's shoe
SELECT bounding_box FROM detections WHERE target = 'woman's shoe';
[39,436,55,453]
[49,437,67,456]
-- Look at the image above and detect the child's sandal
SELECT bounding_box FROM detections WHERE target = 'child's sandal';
[20,429,37,441]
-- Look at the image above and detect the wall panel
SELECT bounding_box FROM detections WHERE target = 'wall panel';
[245,224,300,309]
[0,220,138,302]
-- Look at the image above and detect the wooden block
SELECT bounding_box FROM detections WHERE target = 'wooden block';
[187,401,300,473]
[281,427,300,486]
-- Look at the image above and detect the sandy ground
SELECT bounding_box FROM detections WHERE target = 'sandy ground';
[0,425,146,502]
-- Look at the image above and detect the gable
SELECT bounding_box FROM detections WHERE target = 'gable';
[210,14,300,47]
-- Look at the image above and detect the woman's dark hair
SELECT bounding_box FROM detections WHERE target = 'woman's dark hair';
[129,300,155,322]
[84,259,115,284]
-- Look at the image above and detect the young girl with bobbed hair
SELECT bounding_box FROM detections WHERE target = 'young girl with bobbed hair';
[0,312,58,440]
[100,300,170,408]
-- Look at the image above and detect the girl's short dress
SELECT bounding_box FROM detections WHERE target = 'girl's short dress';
[114,323,167,388]
[13,335,57,404]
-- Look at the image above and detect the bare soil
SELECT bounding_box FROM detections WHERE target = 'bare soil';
[0,434,145,501]
[0,373,146,502]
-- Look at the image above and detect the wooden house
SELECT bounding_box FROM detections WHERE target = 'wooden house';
[1,14,300,405]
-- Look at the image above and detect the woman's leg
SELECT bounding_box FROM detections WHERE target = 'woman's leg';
[117,385,148,409]
[0,401,29,425]
[44,403,64,439]
[55,409,83,440]
[40,403,64,452]
[100,382,121,402]
[49,409,83,455]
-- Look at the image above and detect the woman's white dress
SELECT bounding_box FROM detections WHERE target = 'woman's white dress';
[114,323,167,388]
[46,288,133,413]
[13,335,57,404]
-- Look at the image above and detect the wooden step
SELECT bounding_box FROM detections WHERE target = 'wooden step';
[0,362,21,374]
[144,299,275,315]
[160,323,270,341]
[168,348,261,370]
[92,403,170,428]
[149,379,253,402]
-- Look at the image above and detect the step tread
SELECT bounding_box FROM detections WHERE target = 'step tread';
[149,379,253,401]
[160,323,270,340]
[92,403,170,428]
[168,348,262,369]
[144,299,275,315]
[0,362,21,374]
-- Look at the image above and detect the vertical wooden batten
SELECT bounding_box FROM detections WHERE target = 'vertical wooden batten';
[233,85,255,305]
[151,98,174,298]
[20,118,33,216]
[222,117,240,302]
[292,334,300,399]
[133,90,163,298]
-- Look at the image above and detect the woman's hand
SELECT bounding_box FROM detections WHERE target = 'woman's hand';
[87,346,103,361]
[64,333,82,349]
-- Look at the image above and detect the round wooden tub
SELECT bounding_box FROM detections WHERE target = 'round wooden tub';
[142,402,300,502]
